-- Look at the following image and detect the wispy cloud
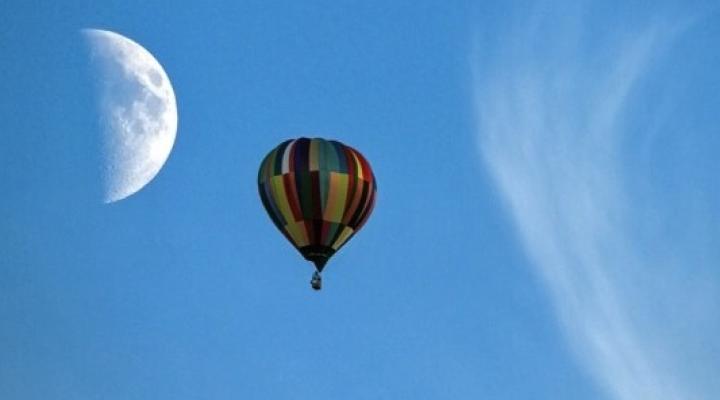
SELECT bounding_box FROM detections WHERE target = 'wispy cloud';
[474,6,718,400]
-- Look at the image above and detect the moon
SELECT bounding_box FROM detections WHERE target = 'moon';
[84,29,177,203]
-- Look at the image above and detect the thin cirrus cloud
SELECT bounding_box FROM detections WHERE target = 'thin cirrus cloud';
[473,5,719,400]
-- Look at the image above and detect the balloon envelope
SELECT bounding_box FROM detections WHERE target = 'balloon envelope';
[258,137,377,271]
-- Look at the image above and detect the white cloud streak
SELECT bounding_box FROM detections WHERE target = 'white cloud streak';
[474,7,719,400]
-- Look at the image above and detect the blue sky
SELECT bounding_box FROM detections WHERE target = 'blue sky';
[1,1,718,399]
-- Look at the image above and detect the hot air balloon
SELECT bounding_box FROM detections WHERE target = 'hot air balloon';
[258,137,377,290]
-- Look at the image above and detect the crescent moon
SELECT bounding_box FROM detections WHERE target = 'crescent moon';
[84,29,178,203]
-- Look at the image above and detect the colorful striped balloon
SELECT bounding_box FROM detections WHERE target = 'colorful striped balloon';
[258,137,377,272]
